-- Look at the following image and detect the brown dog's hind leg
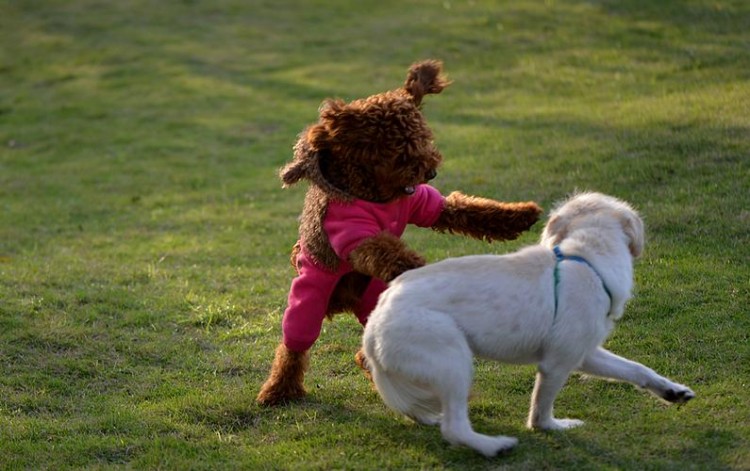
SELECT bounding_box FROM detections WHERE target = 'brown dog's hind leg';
[354,348,373,384]
[327,272,372,319]
[256,343,310,406]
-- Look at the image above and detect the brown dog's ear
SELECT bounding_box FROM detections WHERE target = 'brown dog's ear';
[403,60,451,106]
[279,160,307,187]
[279,124,328,187]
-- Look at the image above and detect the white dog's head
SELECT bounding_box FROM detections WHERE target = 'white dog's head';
[541,192,644,258]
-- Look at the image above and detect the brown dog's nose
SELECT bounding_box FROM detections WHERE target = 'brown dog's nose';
[426,169,437,181]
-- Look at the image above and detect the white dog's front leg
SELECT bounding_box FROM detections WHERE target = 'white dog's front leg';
[578,347,695,404]
[527,369,583,431]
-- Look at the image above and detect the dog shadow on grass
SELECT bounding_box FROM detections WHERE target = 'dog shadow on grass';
[513,427,738,471]
[247,393,738,470]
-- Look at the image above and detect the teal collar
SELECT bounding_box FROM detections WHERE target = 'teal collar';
[553,246,612,316]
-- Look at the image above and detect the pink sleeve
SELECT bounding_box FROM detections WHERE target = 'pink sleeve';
[323,202,381,261]
[408,184,445,227]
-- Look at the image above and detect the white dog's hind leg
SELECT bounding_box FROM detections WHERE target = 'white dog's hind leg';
[578,347,695,403]
[368,358,443,425]
[527,368,584,430]
[433,342,517,456]
[440,391,518,457]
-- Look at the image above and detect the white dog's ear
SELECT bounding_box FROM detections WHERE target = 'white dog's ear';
[621,212,644,258]
[542,214,567,246]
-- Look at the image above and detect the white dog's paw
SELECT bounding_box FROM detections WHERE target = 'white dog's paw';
[661,385,695,404]
[531,418,584,431]
[409,414,441,426]
[477,436,518,458]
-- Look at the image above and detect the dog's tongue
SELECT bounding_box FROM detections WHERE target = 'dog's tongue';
[404,186,416,195]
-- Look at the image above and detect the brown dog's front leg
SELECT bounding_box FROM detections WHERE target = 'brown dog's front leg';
[433,191,542,242]
[348,232,426,282]
[256,343,310,406]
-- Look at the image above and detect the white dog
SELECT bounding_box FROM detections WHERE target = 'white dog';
[362,192,695,457]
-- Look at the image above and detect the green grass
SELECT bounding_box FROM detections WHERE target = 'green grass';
[1,0,748,469]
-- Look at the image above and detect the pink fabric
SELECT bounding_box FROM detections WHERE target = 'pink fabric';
[282,184,445,352]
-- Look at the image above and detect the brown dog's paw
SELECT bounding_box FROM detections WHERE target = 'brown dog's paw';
[391,251,427,277]
[256,380,307,407]
[517,201,543,221]
[354,348,374,385]
[256,344,310,407]
[502,201,543,238]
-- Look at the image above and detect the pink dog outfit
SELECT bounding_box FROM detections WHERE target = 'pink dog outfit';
[282,184,445,352]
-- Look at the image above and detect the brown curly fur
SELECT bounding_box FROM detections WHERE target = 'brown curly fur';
[354,348,373,384]
[278,61,448,275]
[258,60,541,406]
[349,232,427,282]
[256,343,310,406]
[434,192,543,242]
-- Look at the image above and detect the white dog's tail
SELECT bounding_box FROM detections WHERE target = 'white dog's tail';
[368,355,442,425]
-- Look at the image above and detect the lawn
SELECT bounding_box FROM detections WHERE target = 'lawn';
[1,0,748,469]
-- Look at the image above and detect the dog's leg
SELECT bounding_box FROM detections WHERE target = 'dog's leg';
[432,192,542,242]
[354,348,373,384]
[348,232,426,282]
[527,367,583,430]
[440,384,518,457]
[256,343,310,406]
[578,347,695,404]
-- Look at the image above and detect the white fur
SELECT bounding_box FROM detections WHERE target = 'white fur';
[362,192,694,457]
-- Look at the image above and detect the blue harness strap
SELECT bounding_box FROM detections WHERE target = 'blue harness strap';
[553,246,612,317]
